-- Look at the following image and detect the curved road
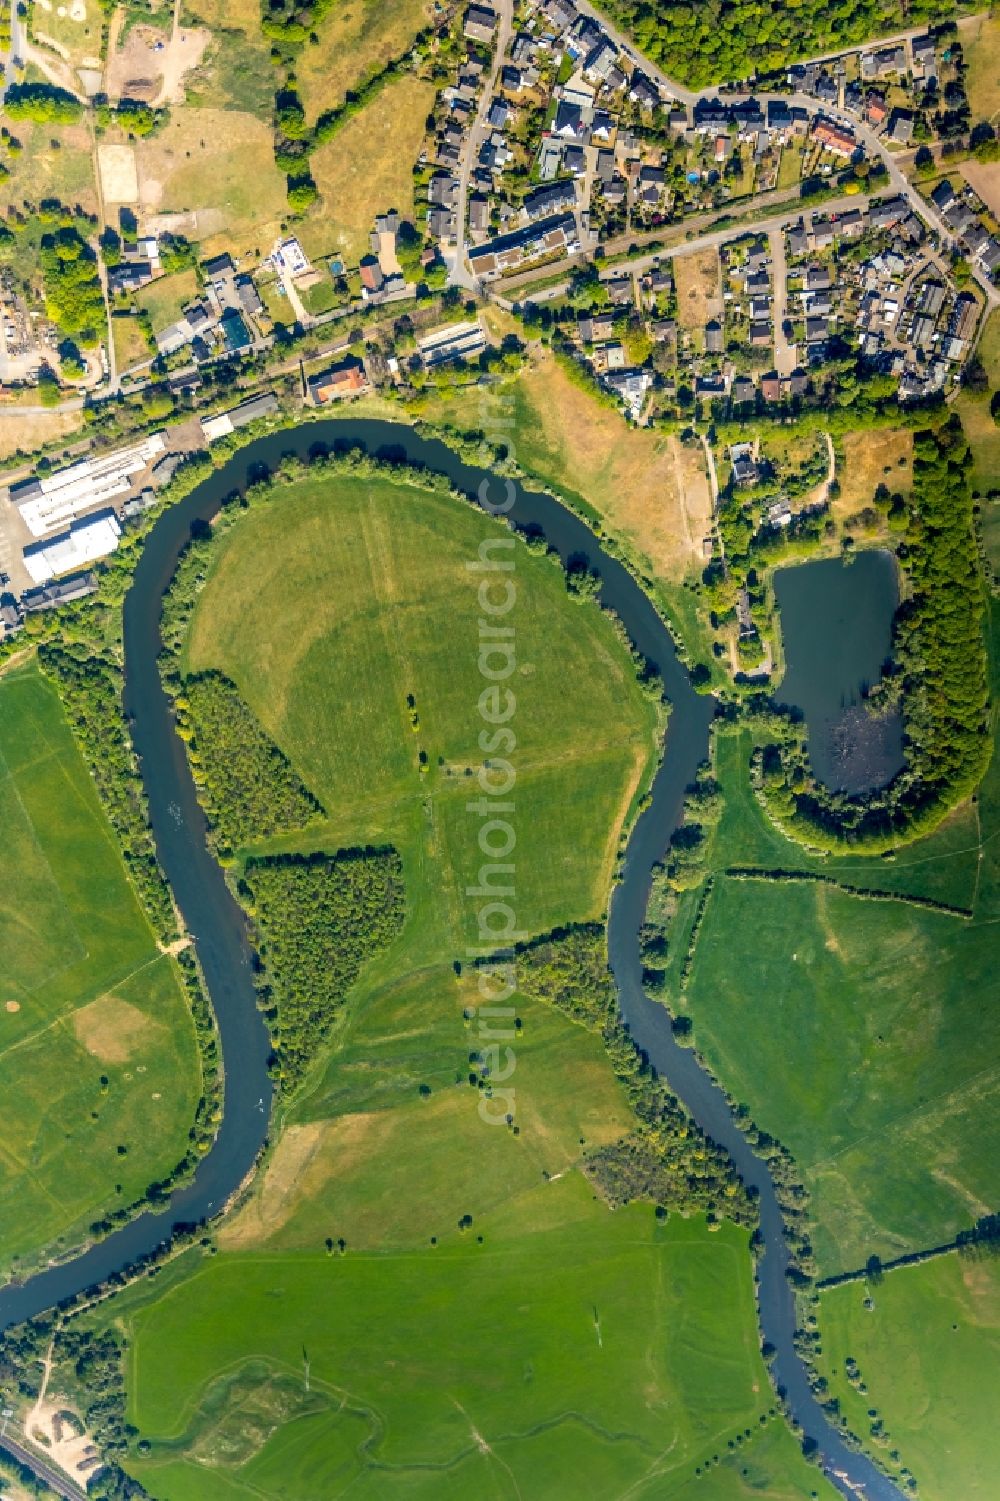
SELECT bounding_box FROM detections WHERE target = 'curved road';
[0,420,905,1501]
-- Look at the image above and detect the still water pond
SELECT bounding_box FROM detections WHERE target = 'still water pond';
[774,549,904,794]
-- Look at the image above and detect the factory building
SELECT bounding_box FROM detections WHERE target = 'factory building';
[9,433,166,538]
[22,511,122,586]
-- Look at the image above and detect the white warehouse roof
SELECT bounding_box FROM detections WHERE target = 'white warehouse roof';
[22,510,122,586]
[13,433,166,538]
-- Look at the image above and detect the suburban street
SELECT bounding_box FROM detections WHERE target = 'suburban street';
[451,0,515,289]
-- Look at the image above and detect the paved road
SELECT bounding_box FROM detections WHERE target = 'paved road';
[768,226,796,376]
[451,0,514,289]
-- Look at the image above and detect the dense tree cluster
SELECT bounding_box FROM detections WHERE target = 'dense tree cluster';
[4,82,83,123]
[757,417,990,849]
[511,926,756,1225]
[39,225,104,345]
[604,0,957,88]
[39,645,177,943]
[177,671,324,857]
[241,849,405,1091]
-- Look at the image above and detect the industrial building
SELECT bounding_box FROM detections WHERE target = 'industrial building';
[22,511,122,586]
[200,392,280,443]
[417,320,487,367]
[10,433,166,538]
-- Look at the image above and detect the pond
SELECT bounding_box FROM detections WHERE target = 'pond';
[774,549,904,795]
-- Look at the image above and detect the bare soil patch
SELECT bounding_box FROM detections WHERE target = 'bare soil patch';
[674,247,723,329]
[97,142,139,204]
[72,993,158,1064]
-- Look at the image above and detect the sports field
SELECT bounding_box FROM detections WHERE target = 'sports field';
[0,663,201,1273]
[817,1251,1000,1500]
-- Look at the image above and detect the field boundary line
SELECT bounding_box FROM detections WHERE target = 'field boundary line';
[722,866,974,919]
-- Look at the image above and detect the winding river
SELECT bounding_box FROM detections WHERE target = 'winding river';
[0,419,903,1501]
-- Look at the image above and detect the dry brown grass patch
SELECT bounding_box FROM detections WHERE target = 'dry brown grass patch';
[960,158,1000,219]
[674,248,723,329]
[72,994,159,1064]
[517,349,712,580]
[307,75,435,264]
[297,0,434,119]
[835,429,913,514]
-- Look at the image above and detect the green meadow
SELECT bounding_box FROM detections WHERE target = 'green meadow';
[123,1205,828,1501]
[183,471,659,966]
[0,664,201,1274]
[817,1252,1000,1500]
[109,467,833,1500]
[670,601,1000,1276]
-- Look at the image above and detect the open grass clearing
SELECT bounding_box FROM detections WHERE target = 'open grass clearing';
[961,12,1000,125]
[0,662,201,1274]
[817,1252,1000,1500]
[0,122,98,217]
[674,247,722,329]
[121,1204,830,1501]
[220,966,635,1252]
[409,349,713,583]
[135,266,200,331]
[835,428,912,514]
[180,0,274,118]
[30,0,102,74]
[296,0,434,121]
[0,407,83,463]
[111,312,151,371]
[306,74,435,265]
[961,156,1000,219]
[133,108,286,260]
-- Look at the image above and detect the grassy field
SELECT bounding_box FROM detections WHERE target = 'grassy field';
[961,12,1000,125]
[135,268,200,332]
[835,428,912,513]
[816,1252,1000,1499]
[307,74,436,264]
[670,634,1000,1276]
[0,122,98,218]
[0,407,83,463]
[134,109,287,261]
[296,0,433,121]
[122,1203,830,1501]
[112,313,151,372]
[674,248,722,329]
[404,347,713,587]
[184,470,658,960]
[0,663,201,1274]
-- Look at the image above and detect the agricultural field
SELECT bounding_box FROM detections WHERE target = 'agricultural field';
[296,0,434,120]
[133,109,287,261]
[306,74,436,264]
[816,1252,1000,1500]
[670,648,1000,1277]
[0,663,201,1275]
